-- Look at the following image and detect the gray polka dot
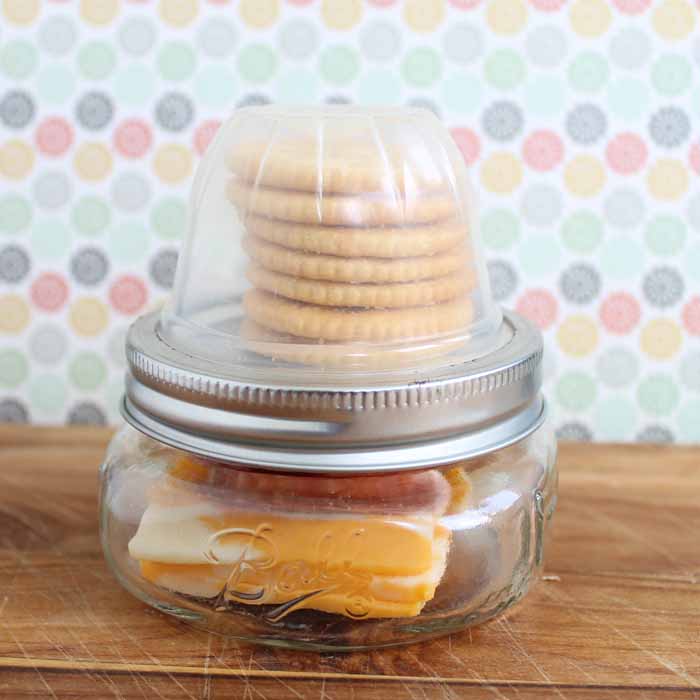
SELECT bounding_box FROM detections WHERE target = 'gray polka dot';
[443,22,482,65]
[526,25,567,68]
[482,100,523,142]
[107,327,128,368]
[155,92,194,132]
[642,266,684,308]
[237,93,271,108]
[111,172,151,212]
[604,188,646,230]
[596,347,639,388]
[325,95,351,105]
[198,18,237,59]
[70,247,109,286]
[407,97,440,117]
[33,171,72,210]
[688,194,700,233]
[119,16,156,56]
[609,27,651,71]
[566,104,607,145]
[680,351,700,393]
[487,260,518,301]
[636,425,674,444]
[694,38,700,66]
[556,422,593,442]
[278,18,317,61]
[559,263,601,304]
[0,91,35,129]
[360,21,401,63]
[29,323,68,365]
[149,249,178,289]
[68,402,107,426]
[39,15,77,56]
[75,91,113,130]
[0,399,29,423]
[0,245,30,283]
[649,107,691,148]
[520,184,562,227]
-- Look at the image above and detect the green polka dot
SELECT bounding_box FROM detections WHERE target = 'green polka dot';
[29,374,66,414]
[402,47,441,88]
[31,219,72,260]
[193,65,237,108]
[78,42,116,80]
[596,347,639,388]
[685,242,700,284]
[0,349,28,388]
[523,75,566,117]
[151,198,186,240]
[484,50,526,91]
[72,197,110,237]
[35,64,75,104]
[105,379,124,419]
[157,41,197,81]
[481,209,519,250]
[113,64,156,106]
[69,352,107,391]
[0,39,38,80]
[556,371,597,412]
[276,69,319,104]
[442,72,482,114]
[638,374,679,417]
[677,400,700,442]
[320,45,360,86]
[238,44,277,83]
[357,69,401,106]
[644,215,686,257]
[607,78,650,122]
[0,194,32,235]
[568,52,609,93]
[561,211,603,254]
[518,234,561,278]
[599,236,645,280]
[108,222,150,263]
[651,54,692,97]
[594,398,636,441]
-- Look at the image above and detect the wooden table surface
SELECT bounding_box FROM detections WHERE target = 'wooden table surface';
[0,426,698,699]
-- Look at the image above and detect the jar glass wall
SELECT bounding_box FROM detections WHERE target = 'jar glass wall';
[100,424,557,651]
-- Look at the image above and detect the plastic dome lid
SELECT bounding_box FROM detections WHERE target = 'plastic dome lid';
[160,105,504,381]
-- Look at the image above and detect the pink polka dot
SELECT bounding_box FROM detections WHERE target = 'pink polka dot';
[113,120,152,159]
[448,0,482,9]
[682,297,700,336]
[522,131,564,172]
[367,0,395,5]
[606,133,647,175]
[450,127,480,166]
[599,292,641,334]
[689,142,700,176]
[194,120,221,157]
[612,0,651,13]
[35,117,73,157]
[30,273,69,312]
[516,289,558,330]
[529,0,565,10]
[109,275,148,315]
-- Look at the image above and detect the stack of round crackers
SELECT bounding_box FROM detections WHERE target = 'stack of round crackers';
[227,137,475,365]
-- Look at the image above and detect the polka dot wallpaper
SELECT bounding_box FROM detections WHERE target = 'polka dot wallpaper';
[0,0,698,442]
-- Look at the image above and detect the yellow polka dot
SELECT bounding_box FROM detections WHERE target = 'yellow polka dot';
[0,294,30,333]
[564,155,606,198]
[487,0,528,36]
[153,144,193,184]
[652,0,696,40]
[239,0,279,29]
[647,159,689,201]
[74,143,112,182]
[640,319,682,360]
[480,152,522,194]
[321,0,362,30]
[2,0,39,25]
[80,0,119,25]
[569,0,611,38]
[557,315,598,357]
[70,298,109,337]
[0,140,34,180]
[404,0,445,33]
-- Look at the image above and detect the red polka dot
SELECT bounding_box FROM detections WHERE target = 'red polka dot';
[528,0,565,10]
[599,292,641,334]
[448,0,482,8]
[109,275,148,315]
[450,127,480,166]
[522,131,564,172]
[113,120,152,159]
[35,117,73,157]
[682,297,700,336]
[606,133,647,175]
[194,120,221,157]
[516,289,558,330]
[689,142,700,176]
[30,273,69,312]
[612,0,651,13]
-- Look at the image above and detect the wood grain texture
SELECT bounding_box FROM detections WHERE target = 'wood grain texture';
[0,426,698,699]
